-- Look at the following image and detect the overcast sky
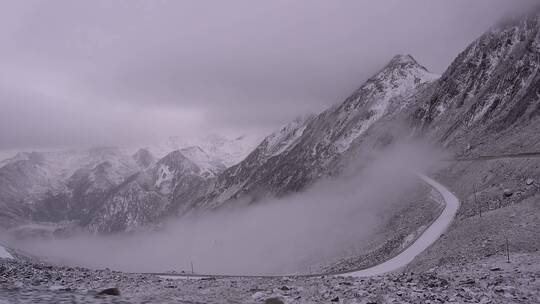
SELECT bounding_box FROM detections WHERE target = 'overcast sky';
[0,0,536,151]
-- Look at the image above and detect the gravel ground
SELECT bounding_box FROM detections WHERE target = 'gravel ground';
[408,192,540,272]
[400,157,540,272]
[435,158,540,220]
[1,252,538,303]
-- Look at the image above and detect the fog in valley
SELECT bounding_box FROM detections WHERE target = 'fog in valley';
[9,142,445,275]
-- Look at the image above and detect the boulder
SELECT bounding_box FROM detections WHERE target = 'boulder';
[503,189,513,197]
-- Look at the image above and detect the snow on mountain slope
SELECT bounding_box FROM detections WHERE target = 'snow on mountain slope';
[334,55,439,153]
[179,146,226,178]
[86,150,209,233]
[150,151,202,195]
[192,55,439,211]
[262,115,314,158]
[192,115,315,209]
[0,147,145,231]
[0,147,140,196]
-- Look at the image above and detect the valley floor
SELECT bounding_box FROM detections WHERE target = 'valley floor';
[1,252,538,303]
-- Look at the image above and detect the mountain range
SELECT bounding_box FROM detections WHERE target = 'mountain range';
[1,10,539,235]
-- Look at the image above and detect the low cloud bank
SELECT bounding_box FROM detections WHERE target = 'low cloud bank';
[11,141,445,275]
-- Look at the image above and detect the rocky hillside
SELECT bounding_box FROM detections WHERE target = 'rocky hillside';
[413,11,540,155]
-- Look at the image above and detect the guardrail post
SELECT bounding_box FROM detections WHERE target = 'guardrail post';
[505,237,510,263]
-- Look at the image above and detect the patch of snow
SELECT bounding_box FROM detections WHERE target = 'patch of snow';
[435,103,447,116]
[179,146,224,178]
[252,291,267,299]
[0,244,13,259]
[472,95,498,123]
[263,116,311,157]
[48,285,69,291]
[158,275,210,280]
[154,164,173,188]
[213,181,247,207]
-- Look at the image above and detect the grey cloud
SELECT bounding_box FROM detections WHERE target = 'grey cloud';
[0,0,537,150]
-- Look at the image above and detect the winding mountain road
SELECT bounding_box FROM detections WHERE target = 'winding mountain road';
[154,173,461,279]
[338,174,460,277]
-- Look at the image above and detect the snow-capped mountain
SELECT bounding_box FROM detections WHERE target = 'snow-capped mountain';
[190,54,440,211]
[332,54,439,153]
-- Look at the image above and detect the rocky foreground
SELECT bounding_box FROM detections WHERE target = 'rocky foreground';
[1,253,538,304]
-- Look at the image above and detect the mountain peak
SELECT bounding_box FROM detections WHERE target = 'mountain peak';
[383,54,429,73]
[133,148,155,169]
[364,54,439,92]
[159,150,189,163]
[389,54,417,65]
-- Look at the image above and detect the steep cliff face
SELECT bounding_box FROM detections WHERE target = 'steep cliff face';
[413,12,540,155]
